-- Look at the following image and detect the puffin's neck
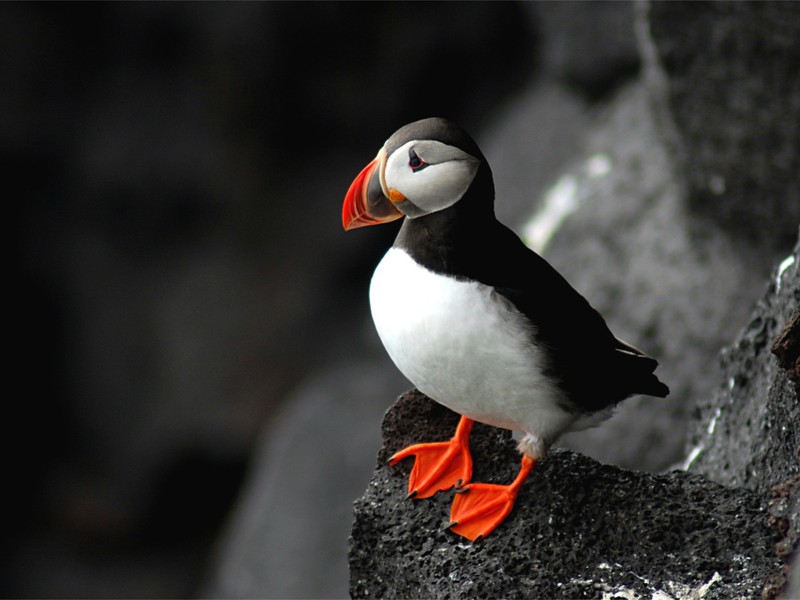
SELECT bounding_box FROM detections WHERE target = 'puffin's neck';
[394,165,497,277]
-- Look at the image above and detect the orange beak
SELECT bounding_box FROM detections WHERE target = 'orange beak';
[342,149,404,230]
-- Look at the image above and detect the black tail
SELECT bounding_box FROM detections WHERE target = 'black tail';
[613,339,670,398]
[637,372,670,398]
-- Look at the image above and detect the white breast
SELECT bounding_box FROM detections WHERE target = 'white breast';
[369,248,578,457]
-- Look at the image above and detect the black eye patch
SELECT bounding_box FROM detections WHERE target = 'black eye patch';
[408,148,428,172]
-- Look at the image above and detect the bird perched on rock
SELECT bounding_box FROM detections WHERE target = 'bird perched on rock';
[342,117,669,541]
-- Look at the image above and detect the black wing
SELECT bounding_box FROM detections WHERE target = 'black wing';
[467,221,669,411]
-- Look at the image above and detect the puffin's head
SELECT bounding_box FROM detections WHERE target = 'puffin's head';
[342,117,483,230]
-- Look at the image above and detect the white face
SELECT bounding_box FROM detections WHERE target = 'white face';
[382,140,481,217]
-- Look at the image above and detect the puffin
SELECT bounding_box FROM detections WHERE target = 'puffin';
[341,117,669,541]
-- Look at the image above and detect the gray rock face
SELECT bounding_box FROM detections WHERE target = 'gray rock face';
[645,2,800,254]
[201,362,408,599]
[529,0,640,98]
[541,83,769,473]
[685,232,800,599]
[685,233,799,496]
[350,391,781,600]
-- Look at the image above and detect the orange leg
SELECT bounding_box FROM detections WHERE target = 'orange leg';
[388,416,474,499]
[448,454,536,541]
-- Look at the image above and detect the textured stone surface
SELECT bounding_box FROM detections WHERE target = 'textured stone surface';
[350,391,780,599]
[685,233,799,496]
[685,231,800,599]
[772,305,800,395]
[766,473,800,598]
[644,1,800,254]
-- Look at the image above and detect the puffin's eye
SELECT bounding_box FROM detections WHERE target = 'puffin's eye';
[408,149,427,172]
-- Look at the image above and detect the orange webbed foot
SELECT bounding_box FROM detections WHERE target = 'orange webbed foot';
[449,455,536,541]
[389,416,474,499]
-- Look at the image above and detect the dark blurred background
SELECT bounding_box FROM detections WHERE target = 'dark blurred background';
[7,2,799,598]
[5,2,534,597]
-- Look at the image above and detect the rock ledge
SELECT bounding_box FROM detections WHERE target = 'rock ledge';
[349,391,780,600]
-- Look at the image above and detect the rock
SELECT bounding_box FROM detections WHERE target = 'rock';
[521,0,800,472]
[684,231,799,496]
[684,230,800,599]
[531,82,769,472]
[766,473,800,599]
[772,305,800,395]
[482,81,591,229]
[349,390,781,599]
[529,0,640,99]
[201,361,408,599]
[643,1,800,254]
